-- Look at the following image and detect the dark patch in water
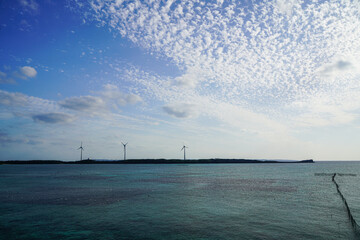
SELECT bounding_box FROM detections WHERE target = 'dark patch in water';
[202,178,296,193]
[54,174,113,181]
[0,187,147,206]
[137,177,296,192]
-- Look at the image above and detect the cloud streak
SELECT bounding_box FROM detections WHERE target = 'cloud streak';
[163,104,197,118]
[0,90,28,106]
[0,71,15,84]
[59,96,105,113]
[32,113,74,124]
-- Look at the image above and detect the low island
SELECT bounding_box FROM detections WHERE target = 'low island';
[0,159,314,164]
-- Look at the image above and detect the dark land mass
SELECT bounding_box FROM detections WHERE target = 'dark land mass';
[0,159,314,164]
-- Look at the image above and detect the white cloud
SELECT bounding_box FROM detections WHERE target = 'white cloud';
[0,90,28,106]
[0,66,37,83]
[6,0,356,160]
[0,90,63,121]
[0,85,143,126]
[82,0,360,129]
[126,94,142,104]
[19,0,39,14]
[273,0,300,16]
[20,66,37,78]
[100,84,142,105]
[287,92,360,127]
[173,71,199,88]
[163,103,197,118]
[55,85,143,119]
[319,58,356,78]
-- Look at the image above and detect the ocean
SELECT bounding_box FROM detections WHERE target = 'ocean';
[0,162,359,239]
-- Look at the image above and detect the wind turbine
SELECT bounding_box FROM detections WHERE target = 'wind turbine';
[78,142,84,161]
[181,144,188,160]
[122,142,128,160]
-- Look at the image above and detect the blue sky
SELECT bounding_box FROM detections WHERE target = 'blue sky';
[1,0,360,161]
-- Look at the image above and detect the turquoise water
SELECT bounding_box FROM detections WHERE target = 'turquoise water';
[0,162,360,239]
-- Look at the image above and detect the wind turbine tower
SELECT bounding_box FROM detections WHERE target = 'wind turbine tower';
[122,142,128,160]
[181,145,188,160]
[78,142,84,161]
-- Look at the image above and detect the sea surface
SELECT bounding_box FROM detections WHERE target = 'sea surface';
[0,162,360,240]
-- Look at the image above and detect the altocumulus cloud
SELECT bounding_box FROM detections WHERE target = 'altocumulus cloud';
[32,113,74,124]
[79,0,360,126]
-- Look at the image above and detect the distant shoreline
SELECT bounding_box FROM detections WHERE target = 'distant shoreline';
[0,159,314,164]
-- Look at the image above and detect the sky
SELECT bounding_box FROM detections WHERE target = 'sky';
[1,0,360,161]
